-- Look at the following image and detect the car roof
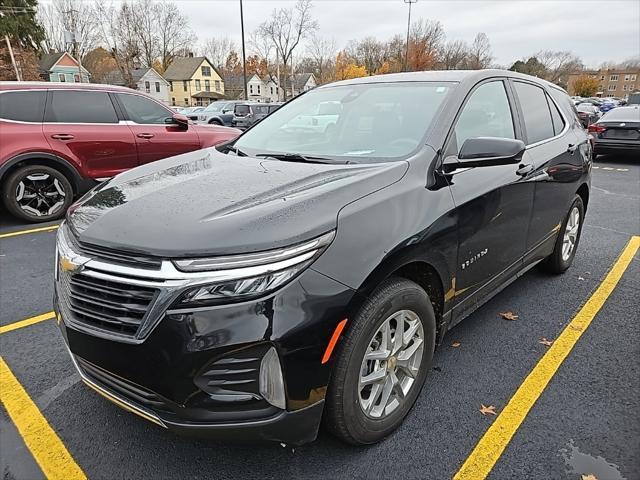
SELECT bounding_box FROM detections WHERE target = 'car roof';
[320,69,566,93]
[0,81,136,93]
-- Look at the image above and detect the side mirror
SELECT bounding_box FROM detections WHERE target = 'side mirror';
[172,113,189,129]
[443,137,525,172]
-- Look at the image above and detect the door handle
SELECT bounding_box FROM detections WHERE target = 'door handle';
[50,134,74,140]
[516,163,534,176]
[567,143,578,154]
[136,133,154,139]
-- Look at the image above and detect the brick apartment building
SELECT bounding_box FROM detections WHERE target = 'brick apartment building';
[567,69,639,98]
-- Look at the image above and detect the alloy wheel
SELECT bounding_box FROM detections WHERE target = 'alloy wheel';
[358,309,424,419]
[15,173,67,217]
[561,206,580,261]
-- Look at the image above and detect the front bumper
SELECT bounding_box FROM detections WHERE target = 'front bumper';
[54,233,358,444]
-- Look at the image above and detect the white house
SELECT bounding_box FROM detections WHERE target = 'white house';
[224,73,315,102]
[103,67,171,105]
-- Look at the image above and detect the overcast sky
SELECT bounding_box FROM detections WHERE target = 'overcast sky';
[174,0,640,68]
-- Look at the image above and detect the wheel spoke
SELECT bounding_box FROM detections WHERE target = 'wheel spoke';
[389,371,405,400]
[364,382,383,414]
[360,367,386,387]
[403,320,419,346]
[381,320,393,352]
[392,313,404,354]
[365,349,389,361]
[397,338,423,363]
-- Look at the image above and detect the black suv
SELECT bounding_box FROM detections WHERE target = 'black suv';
[55,70,591,446]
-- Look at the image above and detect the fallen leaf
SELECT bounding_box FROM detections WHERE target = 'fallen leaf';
[500,311,519,321]
[451,341,461,348]
[581,475,598,480]
[479,404,497,416]
[578,276,585,281]
[539,337,553,346]
[432,366,442,372]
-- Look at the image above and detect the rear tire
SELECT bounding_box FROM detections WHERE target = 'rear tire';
[324,278,436,445]
[2,165,74,223]
[541,195,584,274]
[209,119,223,126]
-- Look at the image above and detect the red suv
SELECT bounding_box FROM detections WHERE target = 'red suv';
[0,82,240,222]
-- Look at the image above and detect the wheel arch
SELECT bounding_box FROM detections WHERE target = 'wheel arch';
[0,152,83,192]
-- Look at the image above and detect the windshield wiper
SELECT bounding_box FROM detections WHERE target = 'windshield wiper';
[255,153,337,164]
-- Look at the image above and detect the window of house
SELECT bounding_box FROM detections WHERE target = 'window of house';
[0,91,47,122]
[631,75,637,81]
[58,73,66,82]
[184,98,188,105]
[183,81,188,91]
[600,75,605,80]
[513,81,554,144]
[205,80,210,91]
[608,84,616,91]
[257,85,261,94]
[155,82,160,93]
[47,91,118,123]
[172,97,176,105]
[271,86,274,95]
[453,81,515,151]
[610,74,619,81]
[215,80,220,91]
[145,81,150,93]
[201,66,211,76]
[169,81,173,92]
[73,74,80,83]
[623,85,628,91]
[195,79,201,90]
[625,75,630,81]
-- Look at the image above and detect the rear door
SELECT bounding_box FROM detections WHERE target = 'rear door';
[446,79,534,319]
[43,90,138,178]
[115,93,201,165]
[510,81,585,265]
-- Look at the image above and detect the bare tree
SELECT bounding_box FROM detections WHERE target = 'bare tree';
[155,1,196,71]
[353,37,385,75]
[306,33,335,83]
[440,39,469,70]
[132,0,160,68]
[202,36,236,69]
[535,50,583,87]
[258,0,318,99]
[465,32,493,69]
[38,0,99,58]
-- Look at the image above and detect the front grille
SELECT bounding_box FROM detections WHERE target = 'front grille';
[60,270,157,337]
[75,356,170,411]
[65,225,162,270]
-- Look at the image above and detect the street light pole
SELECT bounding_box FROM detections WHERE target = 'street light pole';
[404,0,417,72]
[239,0,248,100]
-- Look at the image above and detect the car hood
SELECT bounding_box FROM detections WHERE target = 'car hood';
[68,148,408,258]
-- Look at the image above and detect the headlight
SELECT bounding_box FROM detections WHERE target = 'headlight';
[173,231,334,307]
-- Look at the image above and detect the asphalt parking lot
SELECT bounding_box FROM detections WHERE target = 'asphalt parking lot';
[1,154,638,480]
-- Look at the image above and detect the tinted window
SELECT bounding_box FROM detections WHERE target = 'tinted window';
[0,91,46,122]
[235,105,250,115]
[454,81,515,152]
[117,94,172,124]
[547,95,565,135]
[47,91,118,123]
[514,82,554,144]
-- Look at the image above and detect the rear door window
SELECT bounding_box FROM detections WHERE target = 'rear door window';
[47,91,118,123]
[235,105,250,115]
[0,91,46,122]
[513,82,555,144]
[547,95,566,135]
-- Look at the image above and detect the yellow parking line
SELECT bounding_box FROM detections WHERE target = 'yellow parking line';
[0,312,55,335]
[454,235,640,480]
[0,357,87,480]
[0,224,60,239]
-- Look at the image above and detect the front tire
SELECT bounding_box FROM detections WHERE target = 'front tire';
[541,194,585,273]
[324,278,436,445]
[2,165,74,223]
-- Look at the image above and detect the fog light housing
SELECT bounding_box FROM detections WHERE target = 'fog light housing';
[259,347,286,410]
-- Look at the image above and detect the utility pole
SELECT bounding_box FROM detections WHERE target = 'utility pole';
[239,0,248,100]
[64,9,82,82]
[4,35,21,81]
[404,0,417,72]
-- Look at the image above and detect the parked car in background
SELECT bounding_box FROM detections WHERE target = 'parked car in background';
[193,101,244,125]
[55,70,591,447]
[589,105,640,157]
[598,100,618,113]
[0,82,240,222]
[231,102,283,130]
[576,103,601,127]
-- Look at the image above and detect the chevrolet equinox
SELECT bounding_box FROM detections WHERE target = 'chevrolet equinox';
[55,70,591,445]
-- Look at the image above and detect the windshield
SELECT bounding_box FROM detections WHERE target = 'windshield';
[204,102,227,113]
[234,82,453,162]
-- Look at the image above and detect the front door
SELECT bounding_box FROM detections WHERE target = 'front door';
[115,93,201,165]
[43,90,138,178]
[444,80,535,321]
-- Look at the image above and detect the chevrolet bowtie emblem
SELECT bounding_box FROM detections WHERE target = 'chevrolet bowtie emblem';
[59,255,86,273]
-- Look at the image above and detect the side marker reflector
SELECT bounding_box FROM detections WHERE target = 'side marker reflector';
[321,319,348,364]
